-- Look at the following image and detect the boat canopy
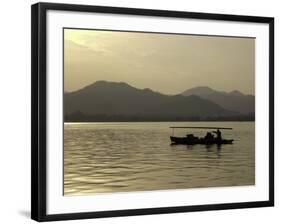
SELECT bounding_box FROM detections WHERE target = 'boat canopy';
[169,126,232,130]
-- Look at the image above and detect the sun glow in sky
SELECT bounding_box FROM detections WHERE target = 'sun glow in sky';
[64,28,255,95]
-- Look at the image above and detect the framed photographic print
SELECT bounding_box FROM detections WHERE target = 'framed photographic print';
[31,2,274,222]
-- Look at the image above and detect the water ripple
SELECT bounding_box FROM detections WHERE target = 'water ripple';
[64,122,255,195]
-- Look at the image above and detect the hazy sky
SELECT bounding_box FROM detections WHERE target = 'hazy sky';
[64,29,255,95]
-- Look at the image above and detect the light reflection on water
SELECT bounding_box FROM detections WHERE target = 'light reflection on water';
[64,122,255,195]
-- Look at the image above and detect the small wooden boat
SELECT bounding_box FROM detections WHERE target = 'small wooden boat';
[170,126,234,145]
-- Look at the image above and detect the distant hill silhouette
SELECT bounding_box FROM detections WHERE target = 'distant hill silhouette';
[64,81,242,122]
[181,86,254,115]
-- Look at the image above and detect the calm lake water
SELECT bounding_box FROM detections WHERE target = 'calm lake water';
[64,122,255,195]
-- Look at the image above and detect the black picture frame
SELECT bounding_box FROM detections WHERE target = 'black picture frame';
[31,2,274,222]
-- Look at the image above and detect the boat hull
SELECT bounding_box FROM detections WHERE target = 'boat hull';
[170,136,233,145]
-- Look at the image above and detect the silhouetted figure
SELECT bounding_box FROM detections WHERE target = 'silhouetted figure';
[186,134,194,139]
[213,129,222,141]
[204,132,214,141]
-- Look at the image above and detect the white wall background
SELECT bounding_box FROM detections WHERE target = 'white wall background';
[0,0,279,223]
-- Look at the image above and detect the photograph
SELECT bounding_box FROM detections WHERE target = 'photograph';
[63,28,255,195]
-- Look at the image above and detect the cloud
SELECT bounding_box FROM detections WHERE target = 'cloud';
[64,29,255,95]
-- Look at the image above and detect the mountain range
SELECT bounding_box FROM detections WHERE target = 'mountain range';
[181,86,254,114]
[64,81,247,121]
[64,81,253,122]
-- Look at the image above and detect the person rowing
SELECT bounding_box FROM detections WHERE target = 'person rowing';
[212,129,222,141]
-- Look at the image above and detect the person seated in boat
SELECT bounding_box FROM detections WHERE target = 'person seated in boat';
[212,129,222,141]
[186,134,199,141]
[204,132,214,141]
[186,134,195,140]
